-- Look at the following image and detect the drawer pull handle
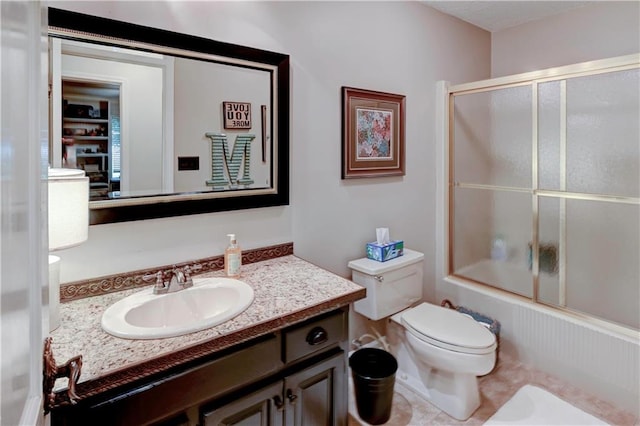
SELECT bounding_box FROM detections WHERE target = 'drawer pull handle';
[286,389,297,403]
[306,327,328,346]
[273,395,285,410]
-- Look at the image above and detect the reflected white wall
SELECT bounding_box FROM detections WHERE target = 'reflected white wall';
[61,54,164,193]
[173,59,271,193]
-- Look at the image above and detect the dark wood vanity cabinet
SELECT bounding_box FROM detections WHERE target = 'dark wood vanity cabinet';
[50,308,349,426]
[202,351,345,426]
[202,352,345,426]
[283,351,346,425]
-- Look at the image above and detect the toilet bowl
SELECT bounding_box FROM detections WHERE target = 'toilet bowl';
[347,250,497,421]
[389,302,497,420]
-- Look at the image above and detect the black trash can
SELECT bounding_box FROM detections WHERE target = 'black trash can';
[349,348,398,425]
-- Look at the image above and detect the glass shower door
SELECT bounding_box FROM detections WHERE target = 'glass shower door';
[450,62,640,330]
[537,68,640,328]
[451,84,534,298]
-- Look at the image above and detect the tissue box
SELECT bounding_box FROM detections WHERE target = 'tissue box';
[366,240,404,262]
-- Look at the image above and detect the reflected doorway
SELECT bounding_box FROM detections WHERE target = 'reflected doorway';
[61,80,121,200]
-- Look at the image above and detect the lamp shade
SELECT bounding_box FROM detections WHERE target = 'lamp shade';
[48,168,89,251]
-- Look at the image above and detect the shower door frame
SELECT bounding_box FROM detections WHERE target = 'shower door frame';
[442,53,640,336]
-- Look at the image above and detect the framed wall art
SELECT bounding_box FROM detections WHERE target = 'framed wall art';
[223,101,252,129]
[341,87,405,179]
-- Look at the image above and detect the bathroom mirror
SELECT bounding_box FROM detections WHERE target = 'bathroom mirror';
[48,8,290,224]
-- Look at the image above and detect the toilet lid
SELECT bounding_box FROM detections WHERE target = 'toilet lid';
[401,303,497,355]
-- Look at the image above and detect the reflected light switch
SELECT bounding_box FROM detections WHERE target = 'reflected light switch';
[178,156,199,171]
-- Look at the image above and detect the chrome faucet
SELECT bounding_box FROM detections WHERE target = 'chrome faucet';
[145,266,195,295]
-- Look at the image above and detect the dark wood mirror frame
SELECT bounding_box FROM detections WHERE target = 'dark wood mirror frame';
[48,8,290,225]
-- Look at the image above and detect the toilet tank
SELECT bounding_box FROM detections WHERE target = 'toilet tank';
[348,249,424,320]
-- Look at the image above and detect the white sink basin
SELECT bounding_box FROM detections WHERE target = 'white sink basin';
[101,277,254,339]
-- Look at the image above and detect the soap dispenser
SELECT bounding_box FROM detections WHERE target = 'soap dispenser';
[224,234,242,278]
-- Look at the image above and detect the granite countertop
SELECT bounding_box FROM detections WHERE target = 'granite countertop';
[49,255,365,400]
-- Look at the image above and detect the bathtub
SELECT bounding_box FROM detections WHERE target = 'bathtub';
[438,259,640,416]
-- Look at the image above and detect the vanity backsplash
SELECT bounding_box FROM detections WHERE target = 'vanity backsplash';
[60,242,294,302]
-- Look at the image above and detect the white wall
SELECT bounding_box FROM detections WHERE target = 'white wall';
[285,1,490,300]
[491,1,640,77]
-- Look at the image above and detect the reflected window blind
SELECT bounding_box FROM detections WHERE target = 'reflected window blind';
[111,110,120,178]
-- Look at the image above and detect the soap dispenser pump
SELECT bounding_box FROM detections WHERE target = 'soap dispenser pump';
[224,234,242,278]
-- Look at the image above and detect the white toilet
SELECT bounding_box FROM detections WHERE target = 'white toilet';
[348,249,497,421]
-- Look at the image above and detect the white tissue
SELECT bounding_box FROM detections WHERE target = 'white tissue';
[376,228,390,245]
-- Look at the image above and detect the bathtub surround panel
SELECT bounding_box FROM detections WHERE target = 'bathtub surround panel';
[513,304,639,415]
[437,281,640,416]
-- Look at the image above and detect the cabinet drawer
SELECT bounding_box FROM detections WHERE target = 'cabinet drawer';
[283,310,346,364]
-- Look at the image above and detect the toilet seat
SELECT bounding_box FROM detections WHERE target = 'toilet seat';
[401,303,497,355]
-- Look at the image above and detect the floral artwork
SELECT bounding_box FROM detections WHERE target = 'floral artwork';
[356,108,393,159]
[342,87,405,178]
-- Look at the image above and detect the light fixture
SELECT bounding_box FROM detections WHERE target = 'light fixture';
[48,168,89,331]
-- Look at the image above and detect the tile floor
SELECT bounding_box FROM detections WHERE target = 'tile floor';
[348,353,639,426]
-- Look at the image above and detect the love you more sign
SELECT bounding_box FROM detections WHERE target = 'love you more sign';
[223,101,252,129]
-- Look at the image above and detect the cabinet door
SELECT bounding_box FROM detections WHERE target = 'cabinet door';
[202,381,284,426]
[284,352,346,426]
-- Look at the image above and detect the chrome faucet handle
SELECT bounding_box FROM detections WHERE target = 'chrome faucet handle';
[171,267,186,283]
[144,270,168,295]
[144,267,197,294]
[182,265,194,289]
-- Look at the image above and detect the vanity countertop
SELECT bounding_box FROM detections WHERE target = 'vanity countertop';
[49,254,365,400]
